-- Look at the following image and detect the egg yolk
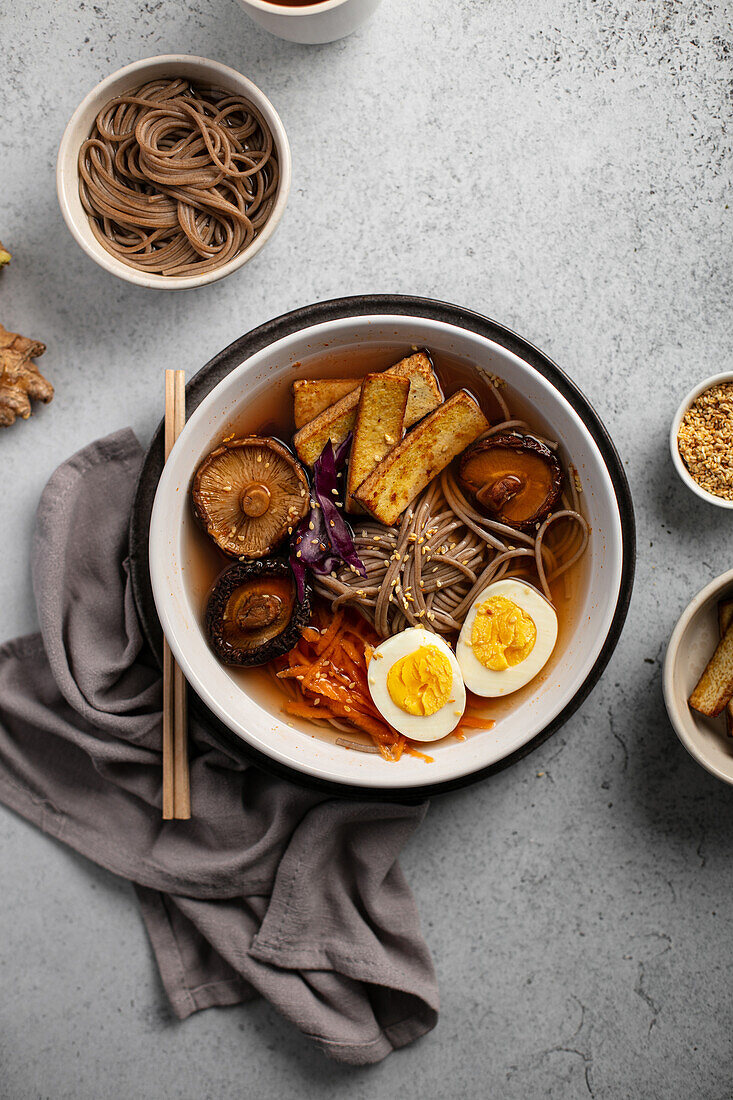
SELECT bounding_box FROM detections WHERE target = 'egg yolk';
[471,595,536,671]
[386,645,453,716]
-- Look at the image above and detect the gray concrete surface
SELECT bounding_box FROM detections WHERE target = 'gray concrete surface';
[1,0,732,1096]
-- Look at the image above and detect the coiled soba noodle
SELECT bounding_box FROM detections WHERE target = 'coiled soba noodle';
[78,78,279,276]
[314,414,590,639]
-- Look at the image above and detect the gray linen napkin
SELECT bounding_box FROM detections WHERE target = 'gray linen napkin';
[0,429,438,1064]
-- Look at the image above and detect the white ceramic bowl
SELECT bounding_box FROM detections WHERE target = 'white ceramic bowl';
[235,0,382,44]
[56,55,291,291]
[149,314,627,790]
[664,569,733,785]
[670,372,733,509]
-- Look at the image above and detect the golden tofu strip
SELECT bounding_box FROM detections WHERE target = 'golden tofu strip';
[354,390,490,526]
[292,352,441,465]
[390,353,443,426]
[689,618,733,717]
[719,598,733,735]
[292,379,360,429]
[346,373,410,513]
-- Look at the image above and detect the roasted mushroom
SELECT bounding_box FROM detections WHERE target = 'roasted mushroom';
[205,559,310,666]
[192,437,309,558]
[458,433,563,530]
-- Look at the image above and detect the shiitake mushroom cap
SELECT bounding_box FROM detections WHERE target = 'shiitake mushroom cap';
[192,437,310,559]
[458,433,563,530]
[205,559,310,667]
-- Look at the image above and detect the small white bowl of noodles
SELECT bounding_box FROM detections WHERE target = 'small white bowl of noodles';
[56,55,291,290]
[147,306,633,793]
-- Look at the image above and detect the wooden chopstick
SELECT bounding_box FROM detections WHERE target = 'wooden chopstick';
[162,372,176,820]
[171,370,191,819]
[162,369,191,820]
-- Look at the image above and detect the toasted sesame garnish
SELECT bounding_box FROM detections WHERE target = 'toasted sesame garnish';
[678,382,733,500]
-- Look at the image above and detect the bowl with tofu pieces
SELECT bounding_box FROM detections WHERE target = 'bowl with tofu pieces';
[148,303,632,794]
[664,568,733,785]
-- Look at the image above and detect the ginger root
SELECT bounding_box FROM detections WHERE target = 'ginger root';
[0,323,53,427]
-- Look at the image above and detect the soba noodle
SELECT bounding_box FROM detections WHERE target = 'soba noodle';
[78,78,279,276]
[314,422,589,639]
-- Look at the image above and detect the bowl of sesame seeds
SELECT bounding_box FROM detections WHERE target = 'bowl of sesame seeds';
[671,373,733,509]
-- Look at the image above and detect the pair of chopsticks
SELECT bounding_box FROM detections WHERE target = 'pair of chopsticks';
[162,370,191,820]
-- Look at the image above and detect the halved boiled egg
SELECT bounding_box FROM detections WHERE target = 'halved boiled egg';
[456,578,558,697]
[368,627,466,742]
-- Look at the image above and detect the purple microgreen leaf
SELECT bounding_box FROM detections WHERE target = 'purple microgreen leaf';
[287,435,366,593]
[333,432,352,471]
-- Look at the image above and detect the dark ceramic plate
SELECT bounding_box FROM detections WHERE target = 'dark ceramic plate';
[129,294,635,801]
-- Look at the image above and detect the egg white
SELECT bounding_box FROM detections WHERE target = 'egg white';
[368,627,466,742]
[456,579,558,697]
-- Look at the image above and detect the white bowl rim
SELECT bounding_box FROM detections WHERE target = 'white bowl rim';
[243,0,349,12]
[56,54,292,291]
[663,566,733,784]
[148,310,633,790]
[669,371,733,510]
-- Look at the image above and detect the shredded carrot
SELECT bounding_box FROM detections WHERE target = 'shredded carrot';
[271,605,413,758]
[273,603,493,763]
[456,716,496,730]
[453,712,493,730]
[404,744,434,763]
[314,609,344,655]
[284,701,328,720]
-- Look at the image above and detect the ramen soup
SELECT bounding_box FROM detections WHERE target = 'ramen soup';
[184,346,591,762]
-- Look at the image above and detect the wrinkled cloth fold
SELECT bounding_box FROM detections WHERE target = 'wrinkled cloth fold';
[0,429,438,1064]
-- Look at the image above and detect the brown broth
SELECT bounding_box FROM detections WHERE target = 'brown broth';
[181,345,590,750]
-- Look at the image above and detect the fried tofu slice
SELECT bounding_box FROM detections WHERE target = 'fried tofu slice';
[689,618,733,718]
[390,352,442,425]
[719,598,733,734]
[292,379,360,428]
[354,390,489,526]
[293,352,441,465]
[346,374,410,513]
